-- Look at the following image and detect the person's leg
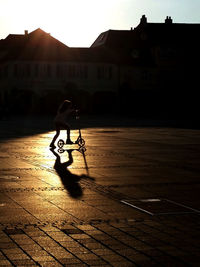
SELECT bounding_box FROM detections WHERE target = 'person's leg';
[50,125,60,148]
[65,123,73,144]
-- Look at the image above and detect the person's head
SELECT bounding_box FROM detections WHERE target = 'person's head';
[68,183,83,198]
[60,100,72,113]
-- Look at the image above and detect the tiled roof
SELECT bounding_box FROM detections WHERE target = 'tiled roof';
[4,34,24,41]
[0,28,120,64]
[0,28,69,62]
[92,21,200,50]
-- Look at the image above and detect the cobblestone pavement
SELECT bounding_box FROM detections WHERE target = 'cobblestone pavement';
[0,117,200,266]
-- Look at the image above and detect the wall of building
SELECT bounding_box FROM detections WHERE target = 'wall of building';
[0,60,119,114]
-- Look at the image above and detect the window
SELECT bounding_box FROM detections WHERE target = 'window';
[78,65,88,79]
[141,70,146,80]
[56,64,63,77]
[35,64,39,77]
[68,65,75,78]
[84,65,88,79]
[26,64,30,77]
[141,70,151,81]
[97,66,102,79]
[64,65,68,77]
[56,65,60,77]
[108,66,112,79]
[4,65,8,77]
[47,64,51,77]
[97,65,112,80]
[14,64,18,77]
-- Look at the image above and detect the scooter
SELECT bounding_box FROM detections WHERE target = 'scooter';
[57,110,85,151]
[58,145,86,154]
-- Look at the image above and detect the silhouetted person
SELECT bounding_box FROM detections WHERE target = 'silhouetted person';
[50,100,77,148]
[50,148,93,198]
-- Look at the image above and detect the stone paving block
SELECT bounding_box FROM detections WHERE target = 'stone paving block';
[0,241,18,249]
[39,226,62,232]
[76,252,101,261]
[25,249,50,257]
[17,243,42,251]
[83,258,109,265]
[47,232,74,242]
[31,236,58,247]
[31,255,56,262]
[91,248,116,256]
[38,261,63,267]
[101,253,131,264]
[11,237,36,246]
[10,259,36,265]
[83,242,108,250]
[116,248,141,257]
[141,248,165,257]
[110,262,137,267]
[50,249,74,259]
[153,255,187,266]
[6,253,31,260]
[59,240,83,249]
[58,257,82,265]
[66,246,90,254]
[0,259,13,265]
[24,230,47,237]
[0,254,6,260]
[63,264,88,267]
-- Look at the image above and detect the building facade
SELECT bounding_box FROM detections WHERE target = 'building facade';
[1,16,200,116]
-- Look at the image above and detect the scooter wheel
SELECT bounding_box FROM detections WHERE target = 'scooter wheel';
[58,148,65,153]
[79,146,86,153]
[79,138,85,147]
[57,139,64,148]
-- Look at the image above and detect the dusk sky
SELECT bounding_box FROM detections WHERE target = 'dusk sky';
[0,0,199,47]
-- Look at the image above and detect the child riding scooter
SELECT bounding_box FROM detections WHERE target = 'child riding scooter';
[50,99,85,150]
[50,100,80,148]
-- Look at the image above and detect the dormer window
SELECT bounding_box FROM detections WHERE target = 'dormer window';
[99,33,105,42]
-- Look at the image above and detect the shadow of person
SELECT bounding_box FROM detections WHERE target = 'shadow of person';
[50,148,94,199]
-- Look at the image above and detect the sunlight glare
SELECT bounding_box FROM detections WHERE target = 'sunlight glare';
[1,0,126,47]
[6,0,117,47]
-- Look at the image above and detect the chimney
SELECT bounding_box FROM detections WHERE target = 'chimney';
[165,16,173,24]
[24,30,28,35]
[140,15,147,25]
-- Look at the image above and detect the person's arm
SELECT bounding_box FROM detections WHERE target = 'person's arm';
[57,102,64,114]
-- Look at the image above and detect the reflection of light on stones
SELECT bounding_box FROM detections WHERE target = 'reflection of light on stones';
[0,203,6,206]
[0,175,20,180]
[140,199,161,202]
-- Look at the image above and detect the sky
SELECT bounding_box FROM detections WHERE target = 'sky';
[0,0,200,47]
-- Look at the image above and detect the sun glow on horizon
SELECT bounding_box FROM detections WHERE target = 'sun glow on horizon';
[1,0,200,47]
[0,0,124,47]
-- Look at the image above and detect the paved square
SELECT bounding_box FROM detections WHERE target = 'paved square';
[0,117,200,266]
